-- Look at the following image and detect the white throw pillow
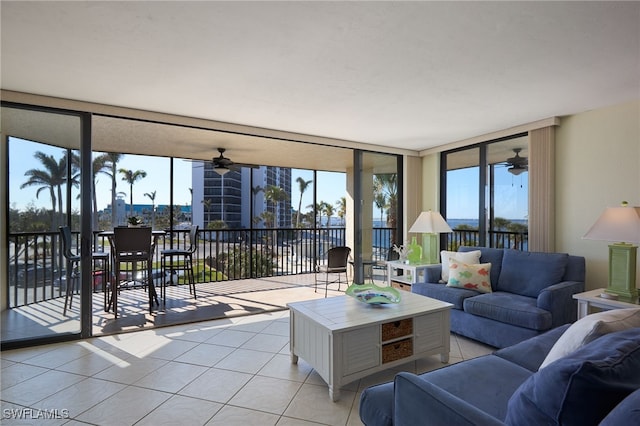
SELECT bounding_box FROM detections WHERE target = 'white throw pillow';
[440,250,482,283]
[539,307,640,369]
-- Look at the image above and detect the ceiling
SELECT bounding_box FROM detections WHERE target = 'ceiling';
[1,1,639,165]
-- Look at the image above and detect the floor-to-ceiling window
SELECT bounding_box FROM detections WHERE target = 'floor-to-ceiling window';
[352,151,402,283]
[441,135,528,250]
[3,104,88,346]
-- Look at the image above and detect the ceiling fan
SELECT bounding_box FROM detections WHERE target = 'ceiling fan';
[504,148,528,176]
[210,148,257,175]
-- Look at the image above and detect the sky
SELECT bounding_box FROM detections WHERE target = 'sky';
[8,137,527,221]
[8,138,347,216]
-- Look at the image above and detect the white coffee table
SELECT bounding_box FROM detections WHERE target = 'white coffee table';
[288,292,453,401]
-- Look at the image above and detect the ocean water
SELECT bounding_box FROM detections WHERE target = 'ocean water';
[371,218,528,250]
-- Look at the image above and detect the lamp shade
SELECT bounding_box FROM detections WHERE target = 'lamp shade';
[583,204,640,244]
[409,211,453,234]
[214,165,230,176]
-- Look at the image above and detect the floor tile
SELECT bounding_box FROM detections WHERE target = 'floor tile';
[57,350,125,377]
[261,320,291,337]
[276,417,327,426]
[173,342,235,366]
[35,377,126,420]
[75,385,170,425]
[137,337,200,360]
[93,356,167,385]
[178,367,253,403]
[162,324,225,343]
[1,369,85,406]
[214,348,275,374]
[241,333,289,353]
[17,343,91,369]
[284,383,356,425]
[1,363,49,390]
[205,405,280,426]
[135,394,222,426]
[205,329,256,347]
[258,353,313,383]
[228,375,302,415]
[133,360,208,393]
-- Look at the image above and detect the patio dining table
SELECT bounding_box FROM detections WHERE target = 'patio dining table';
[99,229,166,316]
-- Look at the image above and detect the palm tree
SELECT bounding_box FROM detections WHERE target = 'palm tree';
[323,202,335,228]
[374,192,387,225]
[202,198,213,226]
[336,197,346,225]
[307,202,324,228]
[252,185,264,226]
[264,185,289,228]
[119,168,147,217]
[91,154,110,231]
[100,153,123,227]
[144,190,157,228]
[374,174,398,244]
[295,177,312,228]
[20,151,68,228]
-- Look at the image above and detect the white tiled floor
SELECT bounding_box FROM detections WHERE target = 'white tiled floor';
[1,311,494,425]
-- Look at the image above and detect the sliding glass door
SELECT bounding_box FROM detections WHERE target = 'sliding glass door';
[442,135,529,251]
[2,104,88,347]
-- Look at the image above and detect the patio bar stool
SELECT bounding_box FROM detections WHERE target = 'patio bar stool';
[59,226,80,316]
[109,226,158,318]
[91,251,110,311]
[161,225,199,301]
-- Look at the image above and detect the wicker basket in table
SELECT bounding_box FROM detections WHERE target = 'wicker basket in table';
[382,338,413,363]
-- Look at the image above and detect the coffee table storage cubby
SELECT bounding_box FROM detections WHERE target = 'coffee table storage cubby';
[288,292,452,401]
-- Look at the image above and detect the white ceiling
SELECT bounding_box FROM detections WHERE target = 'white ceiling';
[1,1,639,154]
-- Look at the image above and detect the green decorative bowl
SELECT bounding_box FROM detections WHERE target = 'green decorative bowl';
[346,283,402,305]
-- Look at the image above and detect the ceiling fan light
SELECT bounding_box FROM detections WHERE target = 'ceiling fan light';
[508,165,527,176]
[214,165,230,176]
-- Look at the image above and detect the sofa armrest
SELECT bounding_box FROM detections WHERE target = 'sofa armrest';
[537,280,585,327]
[420,264,443,283]
[393,373,504,426]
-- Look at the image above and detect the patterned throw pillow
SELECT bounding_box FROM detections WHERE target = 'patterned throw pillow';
[446,258,492,293]
[440,250,482,282]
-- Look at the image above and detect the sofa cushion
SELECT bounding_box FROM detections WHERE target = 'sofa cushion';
[505,328,640,426]
[412,282,479,310]
[459,246,504,287]
[600,387,640,426]
[463,292,552,331]
[440,249,481,282]
[420,354,533,421]
[446,259,492,293]
[494,325,570,373]
[497,249,568,297]
[540,307,640,368]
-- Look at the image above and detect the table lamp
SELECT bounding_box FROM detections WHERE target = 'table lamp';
[583,201,640,302]
[408,211,453,264]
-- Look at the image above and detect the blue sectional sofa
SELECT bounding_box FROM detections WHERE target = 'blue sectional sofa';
[412,247,586,348]
[360,321,640,426]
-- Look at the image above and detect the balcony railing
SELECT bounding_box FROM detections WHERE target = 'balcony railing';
[6,227,395,309]
[6,226,525,309]
[446,229,528,251]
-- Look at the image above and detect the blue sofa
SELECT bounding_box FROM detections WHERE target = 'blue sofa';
[412,247,586,348]
[360,324,640,426]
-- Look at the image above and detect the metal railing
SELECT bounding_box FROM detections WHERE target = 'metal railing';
[7,227,368,308]
[446,229,528,251]
[10,226,528,309]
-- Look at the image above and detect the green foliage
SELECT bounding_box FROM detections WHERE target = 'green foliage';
[208,246,275,279]
[207,220,228,230]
